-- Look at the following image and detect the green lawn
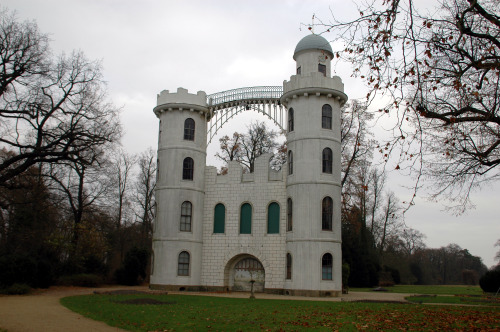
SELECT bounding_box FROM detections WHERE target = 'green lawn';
[61,294,500,331]
[406,294,500,306]
[351,285,483,295]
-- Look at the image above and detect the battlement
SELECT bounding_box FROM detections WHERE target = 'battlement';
[283,73,344,94]
[157,87,208,107]
[205,153,284,185]
[281,73,347,107]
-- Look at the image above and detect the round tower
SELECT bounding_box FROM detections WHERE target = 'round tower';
[281,34,347,296]
[150,88,209,290]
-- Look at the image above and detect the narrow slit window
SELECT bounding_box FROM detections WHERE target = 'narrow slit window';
[287,198,293,232]
[286,253,292,280]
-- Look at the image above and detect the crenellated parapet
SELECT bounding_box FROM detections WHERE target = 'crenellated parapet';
[205,153,284,185]
[154,87,209,118]
[281,73,347,107]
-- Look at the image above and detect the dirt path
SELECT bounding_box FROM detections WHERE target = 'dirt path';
[0,286,141,332]
[0,286,411,332]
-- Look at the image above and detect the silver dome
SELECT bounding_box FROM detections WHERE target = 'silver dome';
[293,34,333,59]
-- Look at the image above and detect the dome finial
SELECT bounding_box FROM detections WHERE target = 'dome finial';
[308,13,316,34]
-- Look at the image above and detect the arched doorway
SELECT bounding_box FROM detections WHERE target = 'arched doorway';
[224,255,265,292]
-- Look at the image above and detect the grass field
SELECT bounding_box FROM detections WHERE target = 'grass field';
[61,293,500,331]
[406,294,500,306]
[350,285,483,295]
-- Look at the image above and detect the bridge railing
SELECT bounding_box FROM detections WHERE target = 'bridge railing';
[207,86,283,107]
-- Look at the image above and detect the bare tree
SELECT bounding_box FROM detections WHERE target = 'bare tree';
[216,121,280,173]
[400,227,426,256]
[109,150,137,228]
[377,191,402,254]
[368,168,386,235]
[341,101,375,188]
[46,152,109,229]
[0,9,48,96]
[494,239,500,266]
[133,148,156,248]
[240,121,279,172]
[340,101,379,220]
[318,0,500,211]
[216,132,243,164]
[270,141,288,171]
[0,9,121,190]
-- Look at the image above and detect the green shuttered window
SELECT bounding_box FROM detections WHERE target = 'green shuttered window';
[240,203,252,234]
[213,203,225,233]
[267,202,280,234]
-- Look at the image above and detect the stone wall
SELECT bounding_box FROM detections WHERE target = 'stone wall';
[201,153,287,291]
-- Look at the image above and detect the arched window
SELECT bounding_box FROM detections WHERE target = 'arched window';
[184,118,195,140]
[322,148,333,174]
[180,201,192,232]
[286,253,292,280]
[288,150,293,175]
[240,203,252,234]
[287,198,293,231]
[182,157,194,180]
[322,196,333,231]
[322,253,333,280]
[213,203,225,234]
[267,202,280,234]
[288,108,294,132]
[178,251,190,276]
[322,104,332,129]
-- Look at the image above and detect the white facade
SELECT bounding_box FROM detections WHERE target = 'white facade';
[150,35,348,296]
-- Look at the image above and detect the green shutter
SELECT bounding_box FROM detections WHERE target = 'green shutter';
[267,202,280,234]
[240,203,252,234]
[213,203,225,233]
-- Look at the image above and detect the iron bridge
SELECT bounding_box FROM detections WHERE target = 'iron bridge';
[206,86,285,144]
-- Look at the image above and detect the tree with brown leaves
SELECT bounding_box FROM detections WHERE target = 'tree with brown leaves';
[318,0,499,211]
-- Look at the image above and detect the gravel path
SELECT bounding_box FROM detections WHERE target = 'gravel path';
[0,286,411,332]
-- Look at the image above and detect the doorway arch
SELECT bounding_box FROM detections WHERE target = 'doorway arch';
[224,254,265,292]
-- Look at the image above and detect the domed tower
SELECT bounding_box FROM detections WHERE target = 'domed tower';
[150,88,209,290]
[281,34,347,296]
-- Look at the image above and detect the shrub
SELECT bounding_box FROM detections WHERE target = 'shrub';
[342,263,350,293]
[479,269,500,293]
[0,255,37,288]
[58,274,103,287]
[35,259,55,288]
[0,283,31,295]
[83,255,107,275]
[115,247,149,285]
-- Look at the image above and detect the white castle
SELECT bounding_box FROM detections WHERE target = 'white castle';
[150,34,348,296]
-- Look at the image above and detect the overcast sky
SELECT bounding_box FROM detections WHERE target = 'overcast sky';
[4,0,499,268]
